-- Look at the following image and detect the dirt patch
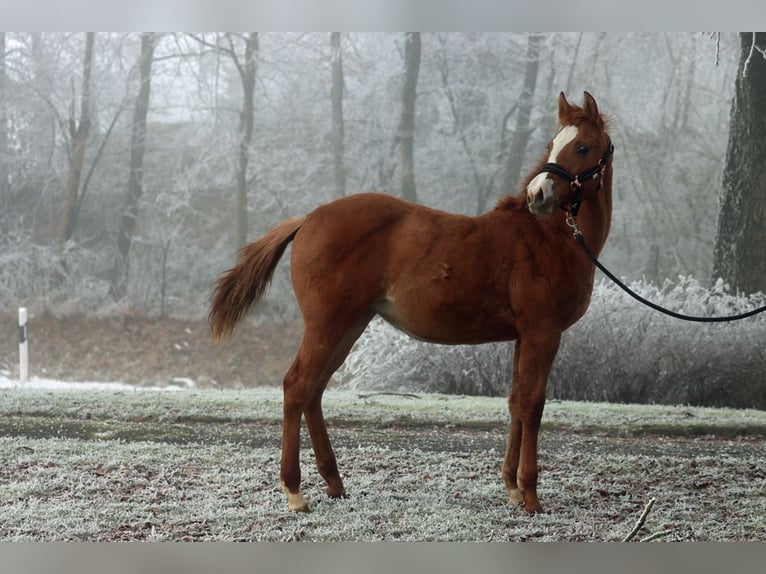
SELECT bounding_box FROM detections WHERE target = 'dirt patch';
[0,312,302,388]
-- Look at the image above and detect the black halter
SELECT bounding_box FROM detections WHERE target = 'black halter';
[537,141,614,217]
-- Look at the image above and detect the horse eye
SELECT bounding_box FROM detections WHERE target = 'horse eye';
[575,145,589,156]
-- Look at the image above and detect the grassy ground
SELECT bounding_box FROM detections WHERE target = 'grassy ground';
[1,387,764,541]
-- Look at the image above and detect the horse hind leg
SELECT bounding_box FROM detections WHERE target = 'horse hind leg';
[303,314,375,497]
[280,355,311,512]
[279,313,374,512]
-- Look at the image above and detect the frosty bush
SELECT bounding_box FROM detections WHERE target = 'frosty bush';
[337,318,512,396]
[337,277,766,409]
[0,241,112,315]
[0,233,299,321]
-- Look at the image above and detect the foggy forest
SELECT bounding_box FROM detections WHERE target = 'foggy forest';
[1,32,764,407]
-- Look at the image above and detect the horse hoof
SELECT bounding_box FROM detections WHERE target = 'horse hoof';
[508,488,525,505]
[282,482,309,512]
[524,501,544,514]
[327,485,347,499]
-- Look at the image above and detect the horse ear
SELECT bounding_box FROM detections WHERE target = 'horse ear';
[558,92,571,125]
[583,91,599,121]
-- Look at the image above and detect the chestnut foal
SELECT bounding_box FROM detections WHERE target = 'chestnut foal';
[210,92,613,513]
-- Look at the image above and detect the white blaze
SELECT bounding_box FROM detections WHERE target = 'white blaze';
[526,124,579,202]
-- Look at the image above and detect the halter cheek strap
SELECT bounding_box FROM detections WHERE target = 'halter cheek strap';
[538,142,614,217]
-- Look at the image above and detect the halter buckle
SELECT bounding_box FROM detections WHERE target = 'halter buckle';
[565,212,582,239]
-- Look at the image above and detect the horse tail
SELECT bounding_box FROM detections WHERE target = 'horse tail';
[209,217,305,342]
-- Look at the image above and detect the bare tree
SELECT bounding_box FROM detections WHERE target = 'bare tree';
[435,34,494,214]
[0,32,8,205]
[330,32,346,198]
[501,33,543,196]
[398,32,420,202]
[712,32,766,294]
[231,33,259,250]
[56,32,94,266]
[189,32,259,251]
[110,33,157,301]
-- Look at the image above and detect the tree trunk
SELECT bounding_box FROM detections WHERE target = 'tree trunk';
[234,32,258,251]
[435,34,492,215]
[0,32,8,204]
[398,32,421,203]
[57,32,94,263]
[502,33,543,196]
[110,33,156,301]
[564,33,583,95]
[330,32,346,198]
[712,32,766,295]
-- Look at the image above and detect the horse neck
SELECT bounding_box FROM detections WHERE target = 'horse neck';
[577,164,613,258]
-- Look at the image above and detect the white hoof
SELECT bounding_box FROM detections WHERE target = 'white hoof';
[508,488,524,505]
[281,481,310,512]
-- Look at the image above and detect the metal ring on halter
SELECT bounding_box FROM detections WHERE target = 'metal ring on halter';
[565,214,581,238]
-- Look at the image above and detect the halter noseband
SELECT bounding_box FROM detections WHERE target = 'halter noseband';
[538,141,614,218]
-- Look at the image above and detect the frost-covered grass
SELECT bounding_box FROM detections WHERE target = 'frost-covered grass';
[339,278,766,409]
[3,386,766,434]
[1,386,765,541]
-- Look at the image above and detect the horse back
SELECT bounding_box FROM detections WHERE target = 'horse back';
[289,193,526,343]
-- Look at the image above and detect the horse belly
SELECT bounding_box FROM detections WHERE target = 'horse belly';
[373,293,517,345]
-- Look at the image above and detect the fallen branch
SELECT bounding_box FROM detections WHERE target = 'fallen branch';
[623,497,656,542]
[357,392,421,400]
[641,529,673,542]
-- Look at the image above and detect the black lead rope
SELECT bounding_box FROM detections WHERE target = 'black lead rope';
[573,231,766,323]
[539,138,765,322]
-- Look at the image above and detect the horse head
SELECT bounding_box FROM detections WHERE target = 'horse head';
[526,91,612,216]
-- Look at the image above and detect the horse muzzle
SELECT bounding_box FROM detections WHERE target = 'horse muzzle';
[525,173,556,215]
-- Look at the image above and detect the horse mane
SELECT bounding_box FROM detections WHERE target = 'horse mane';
[494,152,553,209]
[494,194,526,211]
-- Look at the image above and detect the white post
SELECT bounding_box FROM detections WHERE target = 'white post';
[19,307,28,382]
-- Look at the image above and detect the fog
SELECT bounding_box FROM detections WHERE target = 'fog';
[0,32,739,318]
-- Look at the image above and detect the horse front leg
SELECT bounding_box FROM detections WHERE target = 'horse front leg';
[502,332,560,513]
[502,341,523,504]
